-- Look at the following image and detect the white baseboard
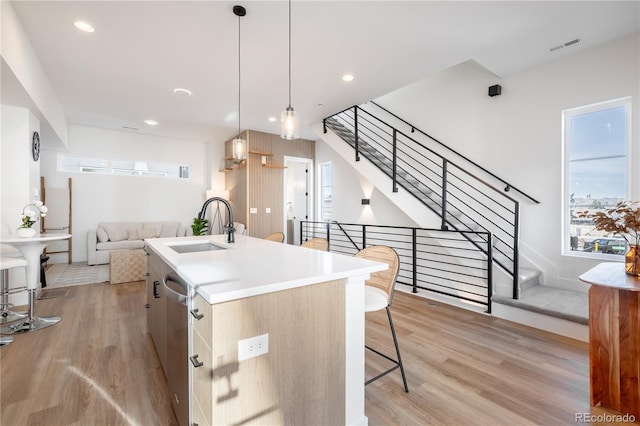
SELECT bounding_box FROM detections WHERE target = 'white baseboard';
[397,287,588,342]
[492,302,588,342]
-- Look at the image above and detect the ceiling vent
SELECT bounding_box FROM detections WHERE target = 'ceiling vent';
[548,38,581,53]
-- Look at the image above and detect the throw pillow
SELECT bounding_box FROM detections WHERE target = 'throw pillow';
[127,228,139,240]
[160,222,179,238]
[103,224,126,242]
[140,227,158,239]
[97,228,109,243]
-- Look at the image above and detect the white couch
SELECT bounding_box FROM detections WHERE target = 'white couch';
[87,221,187,265]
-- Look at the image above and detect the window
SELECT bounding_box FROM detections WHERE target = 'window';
[564,97,631,257]
[318,162,332,222]
[57,154,190,179]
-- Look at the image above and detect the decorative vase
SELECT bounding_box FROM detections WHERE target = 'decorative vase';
[625,245,640,276]
[16,227,36,238]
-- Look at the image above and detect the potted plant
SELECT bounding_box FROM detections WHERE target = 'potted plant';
[17,200,47,237]
[579,200,640,275]
[191,217,209,236]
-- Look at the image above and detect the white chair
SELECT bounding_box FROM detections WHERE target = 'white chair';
[355,245,408,392]
[233,222,246,235]
[0,256,29,346]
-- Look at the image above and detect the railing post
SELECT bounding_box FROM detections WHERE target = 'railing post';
[299,220,304,243]
[487,232,493,314]
[326,221,331,251]
[412,228,417,293]
[441,159,448,231]
[392,129,398,193]
[354,106,360,162]
[362,224,366,249]
[513,201,520,300]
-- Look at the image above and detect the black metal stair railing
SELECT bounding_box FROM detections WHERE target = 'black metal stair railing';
[323,105,524,299]
[300,220,493,312]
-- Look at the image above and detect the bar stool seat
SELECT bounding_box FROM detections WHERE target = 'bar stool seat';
[0,256,29,346]
[1,256,28,320]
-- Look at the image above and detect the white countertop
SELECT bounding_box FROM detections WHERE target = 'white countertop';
[145,234,388,304]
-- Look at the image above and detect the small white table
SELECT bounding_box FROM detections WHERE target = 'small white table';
[0,234,71,334]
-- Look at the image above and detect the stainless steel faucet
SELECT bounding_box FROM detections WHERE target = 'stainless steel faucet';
[198,197,235,243]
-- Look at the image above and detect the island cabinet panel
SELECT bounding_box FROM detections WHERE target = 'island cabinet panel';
[146,250,168,374]
[190,278,346,426]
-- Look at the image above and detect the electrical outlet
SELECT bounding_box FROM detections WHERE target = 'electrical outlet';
[266,207,271,214]
[250,207,257,214]
[238,333,269,361]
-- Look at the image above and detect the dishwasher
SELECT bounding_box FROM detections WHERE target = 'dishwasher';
[163,272,189,426]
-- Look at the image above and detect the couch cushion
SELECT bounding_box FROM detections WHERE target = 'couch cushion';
[127,228,141,240]
[103,224,127,242]
[160,222,180,238]
[140,227,157,239]
[143,222,163,237]
[96,240,145,250]
[97,228,109,243]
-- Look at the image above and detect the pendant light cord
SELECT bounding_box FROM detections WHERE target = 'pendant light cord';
[238,11,242,138]
[288,0,291,108]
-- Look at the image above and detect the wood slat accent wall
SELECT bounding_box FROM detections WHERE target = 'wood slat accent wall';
[225,130,314,239]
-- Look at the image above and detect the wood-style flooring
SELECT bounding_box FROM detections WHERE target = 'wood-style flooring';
[0,281,635,425]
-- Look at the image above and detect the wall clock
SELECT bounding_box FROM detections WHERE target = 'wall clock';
[32,131,40,161]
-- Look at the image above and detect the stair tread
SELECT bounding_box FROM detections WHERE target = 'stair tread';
[493,285,588,325]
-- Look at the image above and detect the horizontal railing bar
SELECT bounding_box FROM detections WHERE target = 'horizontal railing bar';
[406,277,489,295]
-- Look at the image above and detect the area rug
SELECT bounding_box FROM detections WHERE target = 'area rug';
[46,263,110,288]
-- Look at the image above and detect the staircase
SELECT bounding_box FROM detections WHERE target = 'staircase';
[319,103,588,338]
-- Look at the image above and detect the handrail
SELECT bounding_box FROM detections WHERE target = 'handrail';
[324,105,521,299]
[355,107,520,204]
[370,100,540,204]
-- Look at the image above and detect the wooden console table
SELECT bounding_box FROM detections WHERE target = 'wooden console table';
[579,262,640,418]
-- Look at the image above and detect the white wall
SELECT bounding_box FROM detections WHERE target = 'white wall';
[1,1,68,148]
[315,140,417,227]
[1,105,41,305]
[40,125,208,263]
[366,33,640,289]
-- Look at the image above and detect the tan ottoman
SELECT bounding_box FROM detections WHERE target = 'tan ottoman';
[110,249,146,284]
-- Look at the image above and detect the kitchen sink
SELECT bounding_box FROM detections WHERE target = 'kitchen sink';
[168,242,227,254]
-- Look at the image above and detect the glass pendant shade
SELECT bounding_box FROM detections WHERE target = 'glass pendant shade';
[232,137,247,161]
[280,106,299,140]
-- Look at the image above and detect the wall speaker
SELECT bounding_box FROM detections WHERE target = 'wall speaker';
[488,84,502,97]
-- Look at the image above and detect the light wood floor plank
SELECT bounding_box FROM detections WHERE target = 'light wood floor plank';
[1,281,637,425]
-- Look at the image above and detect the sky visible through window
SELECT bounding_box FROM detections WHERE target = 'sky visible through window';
[569,106,626,200]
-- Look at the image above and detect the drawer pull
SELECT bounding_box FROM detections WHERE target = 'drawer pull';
[190,354,204,368]
[153,281,160,299]
[190,308,204,320]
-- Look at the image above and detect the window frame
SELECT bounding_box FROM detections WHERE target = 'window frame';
[562,96,632,259]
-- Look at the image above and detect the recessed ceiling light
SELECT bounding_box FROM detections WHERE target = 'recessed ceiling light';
[173,88,192,96]
[342,74,354,82]
[144,119,159,126]
[74,21,95,33]
[268,116,277,122]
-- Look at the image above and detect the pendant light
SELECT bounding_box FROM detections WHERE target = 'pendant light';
[280,0,299,140]
[232,5,247,161]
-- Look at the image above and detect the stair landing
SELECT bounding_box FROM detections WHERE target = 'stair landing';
[492,285,588,325]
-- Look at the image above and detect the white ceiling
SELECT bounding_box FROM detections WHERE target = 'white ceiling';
[7,1,640,144]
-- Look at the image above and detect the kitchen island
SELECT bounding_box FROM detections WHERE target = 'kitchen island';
[145,234,387,426]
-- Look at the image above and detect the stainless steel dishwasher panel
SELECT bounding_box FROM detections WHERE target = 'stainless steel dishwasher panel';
[163,272,189,426]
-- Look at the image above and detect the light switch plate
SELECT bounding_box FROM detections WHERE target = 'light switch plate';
[250,207,257,214]
[266,207,271,213]
[238,333,269,361]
